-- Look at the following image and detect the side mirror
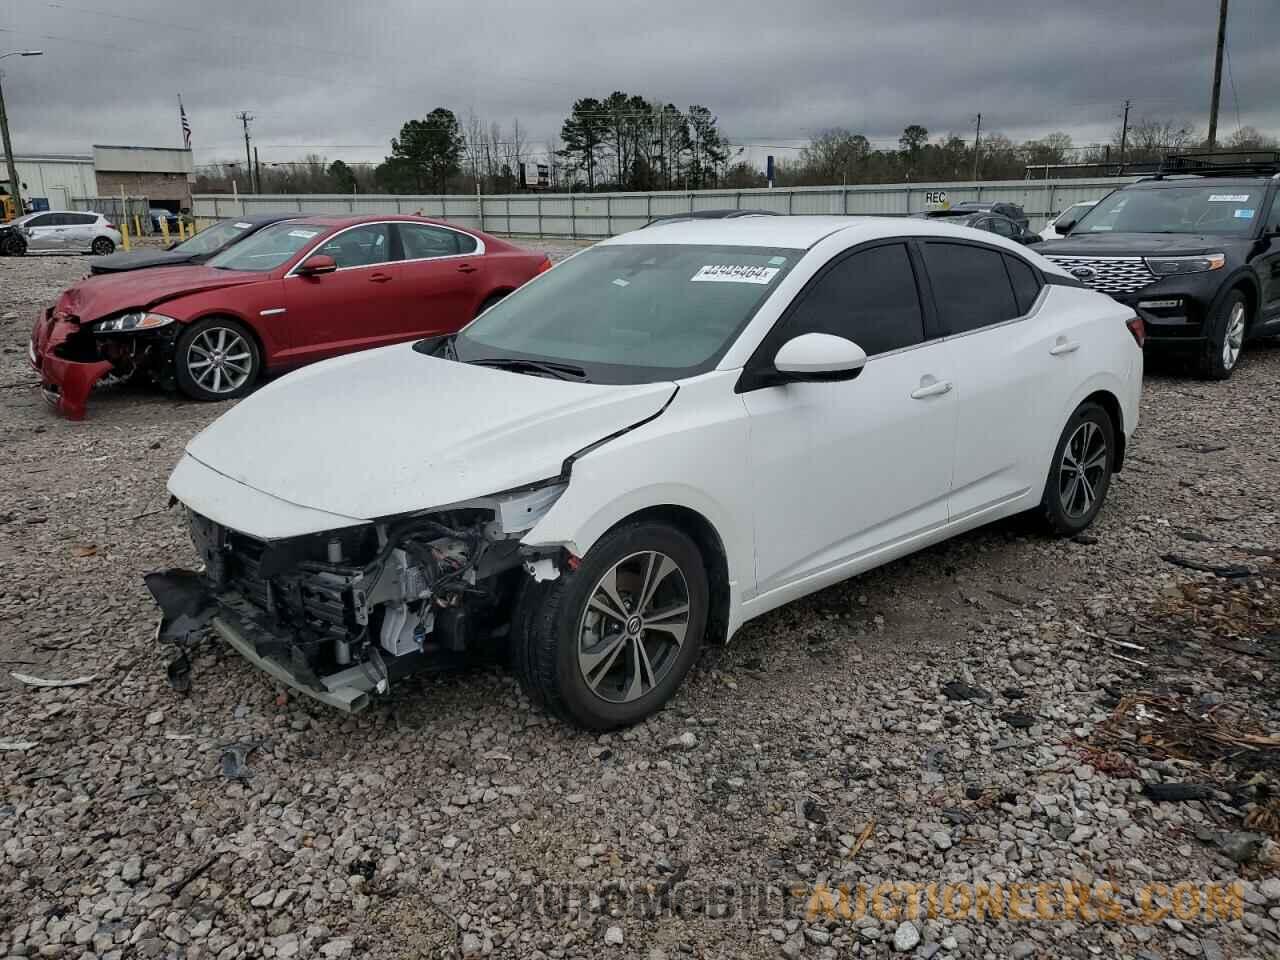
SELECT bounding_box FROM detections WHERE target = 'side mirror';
[773,332,867,382]
[1054,217,1077,235]
[1021,232,1043,245]
[297,254,337,277]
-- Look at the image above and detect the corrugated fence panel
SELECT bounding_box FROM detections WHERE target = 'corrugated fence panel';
[194,176,1135,239]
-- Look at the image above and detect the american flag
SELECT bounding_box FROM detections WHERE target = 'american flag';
[179,96,192,149]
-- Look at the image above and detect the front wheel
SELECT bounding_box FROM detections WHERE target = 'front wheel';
[173,318,261,401]
[1041,402,1115,536]
[513,522,708,730]
[1199,289,1248,380]
[2,233,26,256]
[91,236,115,256]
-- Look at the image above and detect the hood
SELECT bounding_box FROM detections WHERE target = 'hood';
[89,250,199,274]
[55,265,263,323]
[1042,232,1238,258]
[183,344,676,521]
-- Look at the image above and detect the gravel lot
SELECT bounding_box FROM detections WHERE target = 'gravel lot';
[2,245,1278,960]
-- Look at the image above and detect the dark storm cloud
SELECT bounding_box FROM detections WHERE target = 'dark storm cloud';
[2,0,1276,165]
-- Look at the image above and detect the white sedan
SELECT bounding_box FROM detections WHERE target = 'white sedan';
[149,216,1143,729]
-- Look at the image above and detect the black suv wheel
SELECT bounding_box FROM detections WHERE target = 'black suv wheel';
[1199,289,1249,380]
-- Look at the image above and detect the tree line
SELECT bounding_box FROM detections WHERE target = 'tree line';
[192,104,1279,196]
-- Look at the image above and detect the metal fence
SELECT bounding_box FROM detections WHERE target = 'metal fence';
[72,196,156,233]
[192,176,1137,240]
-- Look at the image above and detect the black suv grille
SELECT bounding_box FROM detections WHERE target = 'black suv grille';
[1044,255,1158,296]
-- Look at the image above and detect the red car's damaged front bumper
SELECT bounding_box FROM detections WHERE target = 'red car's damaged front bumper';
[29,308,115,421]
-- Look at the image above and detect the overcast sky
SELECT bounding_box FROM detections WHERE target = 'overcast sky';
[2,0,1277,171]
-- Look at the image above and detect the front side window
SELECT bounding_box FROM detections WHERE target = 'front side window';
[25,214,54,228]
[454,243,797,383]
[1268,191,1280,232]
[208,222,330,272]
[781,243,924,356]
[1075,185,1264,235]
[316,223,392,268]
[398,223,475,259]
[922,241,1020,334]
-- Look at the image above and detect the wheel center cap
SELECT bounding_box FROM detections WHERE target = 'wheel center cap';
[626,615,643,635]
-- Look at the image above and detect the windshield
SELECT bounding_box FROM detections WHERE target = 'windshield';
[453,244,798,383]
[175,219,261,256]
[207,221,326,271]
[1074,185,1263,235]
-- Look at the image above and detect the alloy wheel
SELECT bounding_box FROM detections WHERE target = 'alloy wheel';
[1058,421,1108,519]
[187,326,253,395]
[1223,301,1246,370]
[577,550,691,704]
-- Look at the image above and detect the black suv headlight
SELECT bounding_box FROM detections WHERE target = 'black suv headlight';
[93,311,176,333]
[1144,253,1225,276]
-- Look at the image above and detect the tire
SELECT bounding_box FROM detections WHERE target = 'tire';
[2,233,26,256]
[173,318,262,401]
[1041,402,1115,537]
[91,236,115,256]
[1198,289,1248,380]
[475,292,507,319]
[513,522,709,730]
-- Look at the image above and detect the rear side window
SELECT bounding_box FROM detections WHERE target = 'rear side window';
[74,213,98,226]
[1004,255,1043,314]
[785,243,924,356]
[921,241,1019,334]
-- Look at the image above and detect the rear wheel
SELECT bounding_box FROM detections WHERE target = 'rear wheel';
[475,292,508,318]
[1041,402,1115,536]
[91,236,115,256]
[2,233,26,256]
[173,318,261,401]
[1198,290,1248,380]
[513,522,708,729]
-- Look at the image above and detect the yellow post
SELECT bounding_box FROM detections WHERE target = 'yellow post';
[176,217,186,242]
[133,214,142,237]
[158,216,170,244]
[119,187,131,251]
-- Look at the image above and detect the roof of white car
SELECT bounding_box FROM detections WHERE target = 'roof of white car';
[603,214,1075,279]
[605,214,996,250]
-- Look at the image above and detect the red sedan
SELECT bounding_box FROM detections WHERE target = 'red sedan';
[29,215,552,419]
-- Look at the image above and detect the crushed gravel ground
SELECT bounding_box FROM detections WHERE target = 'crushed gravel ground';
[1,244,1279,960]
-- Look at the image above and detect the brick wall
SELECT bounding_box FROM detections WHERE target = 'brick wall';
[94,171,192,207]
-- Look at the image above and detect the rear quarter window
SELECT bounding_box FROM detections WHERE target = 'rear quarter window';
[1003,255,1043,315]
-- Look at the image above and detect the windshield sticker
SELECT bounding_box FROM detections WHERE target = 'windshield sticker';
[233,222,252,229]
[611,278,630,287]
[690,264,780,285]
[287,229,319,239]
[1208,194,1250,202]
[1087,225,1114,231]
[768,256,787,266]
[1234,208,1256,219]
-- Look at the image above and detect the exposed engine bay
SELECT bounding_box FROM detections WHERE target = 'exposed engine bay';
[146,483,566,711]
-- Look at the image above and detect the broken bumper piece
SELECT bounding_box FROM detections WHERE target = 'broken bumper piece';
[30,310,115,421]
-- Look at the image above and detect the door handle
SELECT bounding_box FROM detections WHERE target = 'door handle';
[457,263,477,274]
[910,379,953,400]
[1049,338,1080,356]
[369,272,393,283]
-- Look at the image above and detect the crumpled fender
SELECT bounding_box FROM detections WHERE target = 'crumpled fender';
[31,314,113,421]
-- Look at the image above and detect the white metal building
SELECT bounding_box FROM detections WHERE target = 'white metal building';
[0,153,96,208]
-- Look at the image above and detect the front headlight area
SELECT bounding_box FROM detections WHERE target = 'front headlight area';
[1144,253,1225,276]
[189,481,568,695]
[93,311,176,334]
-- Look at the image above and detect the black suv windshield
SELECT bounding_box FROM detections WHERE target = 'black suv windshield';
[453,244,798,383]
[208,222,326,271]
[1075,185,1264,236]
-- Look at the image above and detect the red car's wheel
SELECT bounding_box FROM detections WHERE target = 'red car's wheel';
[174,318,261,401]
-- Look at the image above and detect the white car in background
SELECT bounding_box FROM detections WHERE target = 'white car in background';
[149,216,1143,729]
[12,210,122,255]
[1040,200,1098,241]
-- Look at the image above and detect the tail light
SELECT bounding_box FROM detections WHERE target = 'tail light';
[535,256,553,275]
[1126,315,1145,348]
[104,222,117,231]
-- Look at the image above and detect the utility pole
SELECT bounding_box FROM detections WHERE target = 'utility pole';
[236,111,255,192]
[971,113,982,181]
[1118,99,1131,172]
[253,146,260,195]
[1207,0,1229,150]
[0,50,44,216]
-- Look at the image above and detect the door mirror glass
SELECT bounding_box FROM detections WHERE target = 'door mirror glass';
[297,254,337,276]
[773,333,867,381]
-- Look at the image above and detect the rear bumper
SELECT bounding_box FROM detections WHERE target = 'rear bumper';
[29,309,113,420]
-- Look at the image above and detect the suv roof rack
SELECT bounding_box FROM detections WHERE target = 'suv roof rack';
[1156,150,1280,179]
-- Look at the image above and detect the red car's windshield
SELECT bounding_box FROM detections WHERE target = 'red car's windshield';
[207,222,326,272]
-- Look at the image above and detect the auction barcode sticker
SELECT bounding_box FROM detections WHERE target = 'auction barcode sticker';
[1208,194,1250,202]
[690,264,780,284]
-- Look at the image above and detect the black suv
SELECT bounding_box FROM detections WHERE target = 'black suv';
[1042,151,1280,379]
